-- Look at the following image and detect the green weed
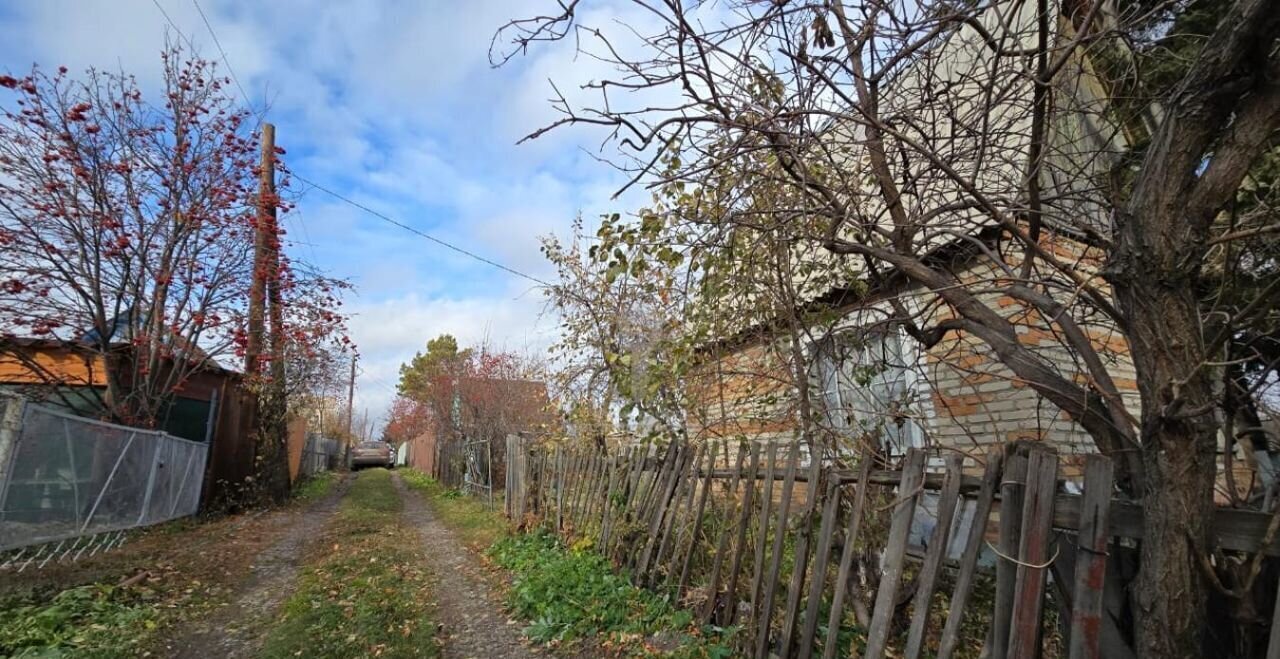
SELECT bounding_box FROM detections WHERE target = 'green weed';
[292,471,338,502]
[488,531,735,656]
[0,583,160,658]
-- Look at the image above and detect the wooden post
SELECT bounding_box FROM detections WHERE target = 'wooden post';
[992,445,1030,658]
[1008,448,1059,658]
[345,356,357,456]
[1068,454,1114,659]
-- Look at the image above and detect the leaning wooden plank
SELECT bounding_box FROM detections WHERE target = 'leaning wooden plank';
[702,443,749,622]
[936,445,1006,659]
[637,442,677,532]
[991,446,1030,659]
[720,442,762,626]
[639,444,687,578]
[577,449,601,535]
[555,446,566,533]
[797,475,842,659]
[864,448,928,659]
[628,443,674,573]
[1007,448,1059,658]
[664,443,710,586]
[600,450,623,548]
[747,442,780,643]
[779,446,827,657]
[823,452,875,659]
[589,449,611,534]
[754,441,801,659]
[571,448,591,530]
[654,444,703,585]
[677,442,720,593]
[564,449,583,532]
[612,446,642,549]
[1068,454,1114,659]
[904,453,965,659]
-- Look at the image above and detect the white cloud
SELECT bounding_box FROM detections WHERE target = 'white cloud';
[0,0,659,431]
[347,289,558,428]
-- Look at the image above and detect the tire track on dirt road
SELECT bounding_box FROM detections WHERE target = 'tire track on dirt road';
[393,473,546,659]
[163,475,352,659]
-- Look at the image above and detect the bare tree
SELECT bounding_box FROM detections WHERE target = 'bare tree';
[496,0,1280,656]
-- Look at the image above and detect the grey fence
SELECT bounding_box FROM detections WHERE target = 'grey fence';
[299,434,341,478]
[0,395,208,552]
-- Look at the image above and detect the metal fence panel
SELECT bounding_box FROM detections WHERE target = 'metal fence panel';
[0,397,209,551]
[299,434,340,479]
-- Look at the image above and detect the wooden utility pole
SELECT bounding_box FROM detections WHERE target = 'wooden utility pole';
[263,123,286,390]
[244,123,274,375]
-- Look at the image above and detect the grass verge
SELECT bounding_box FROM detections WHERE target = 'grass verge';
[489,531,735,657]
[260,468,438,659]
[292,471,339,502]
[399,469,508,549]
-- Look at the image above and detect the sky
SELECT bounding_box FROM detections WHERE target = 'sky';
[0,0,661,433]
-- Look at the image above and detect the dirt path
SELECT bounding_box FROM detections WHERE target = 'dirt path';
[393,473,546,659]
[162,476,352,659]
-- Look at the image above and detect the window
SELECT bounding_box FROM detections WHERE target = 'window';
[812,326,923,455]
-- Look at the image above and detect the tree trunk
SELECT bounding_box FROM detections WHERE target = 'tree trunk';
[1116,272,1219,659]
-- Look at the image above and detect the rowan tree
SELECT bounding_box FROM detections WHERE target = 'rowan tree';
[0,47,353,446]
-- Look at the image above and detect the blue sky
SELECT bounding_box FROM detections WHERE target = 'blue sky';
[0,0,659,430]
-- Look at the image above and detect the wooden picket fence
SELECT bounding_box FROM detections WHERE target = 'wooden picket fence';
[502,436,1138,658]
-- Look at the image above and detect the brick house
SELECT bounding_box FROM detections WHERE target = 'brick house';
[677,0,1224,490]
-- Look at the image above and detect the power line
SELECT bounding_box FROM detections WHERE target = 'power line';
[191,0,254,112]
[150,0,550,289]
[291,171,553,288]
[149,0,196,50]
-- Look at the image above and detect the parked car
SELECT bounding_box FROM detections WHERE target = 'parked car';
[350,441,394,470]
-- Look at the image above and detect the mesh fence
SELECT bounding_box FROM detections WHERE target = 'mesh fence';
[0,396,208,551]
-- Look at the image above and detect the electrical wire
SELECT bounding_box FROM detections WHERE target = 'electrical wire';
[291,171,553,288]
[151,0,551,289]
[191,0,254,112]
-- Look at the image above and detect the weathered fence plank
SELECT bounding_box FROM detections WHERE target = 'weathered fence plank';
[748,441,780,642]
[798,476,841,659]
[823,452,874,659]
[721,442,762,627]
[779,448,825,657]
[1068,454,1114,659]
[937,446,1005,659]
[676,443,718,593]
[754,441,800,658]
[1008,448,1059,658]
[865,448,927,659]
[992,446,1030,658]
[904,453,964,659]
[702,443,748,623]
